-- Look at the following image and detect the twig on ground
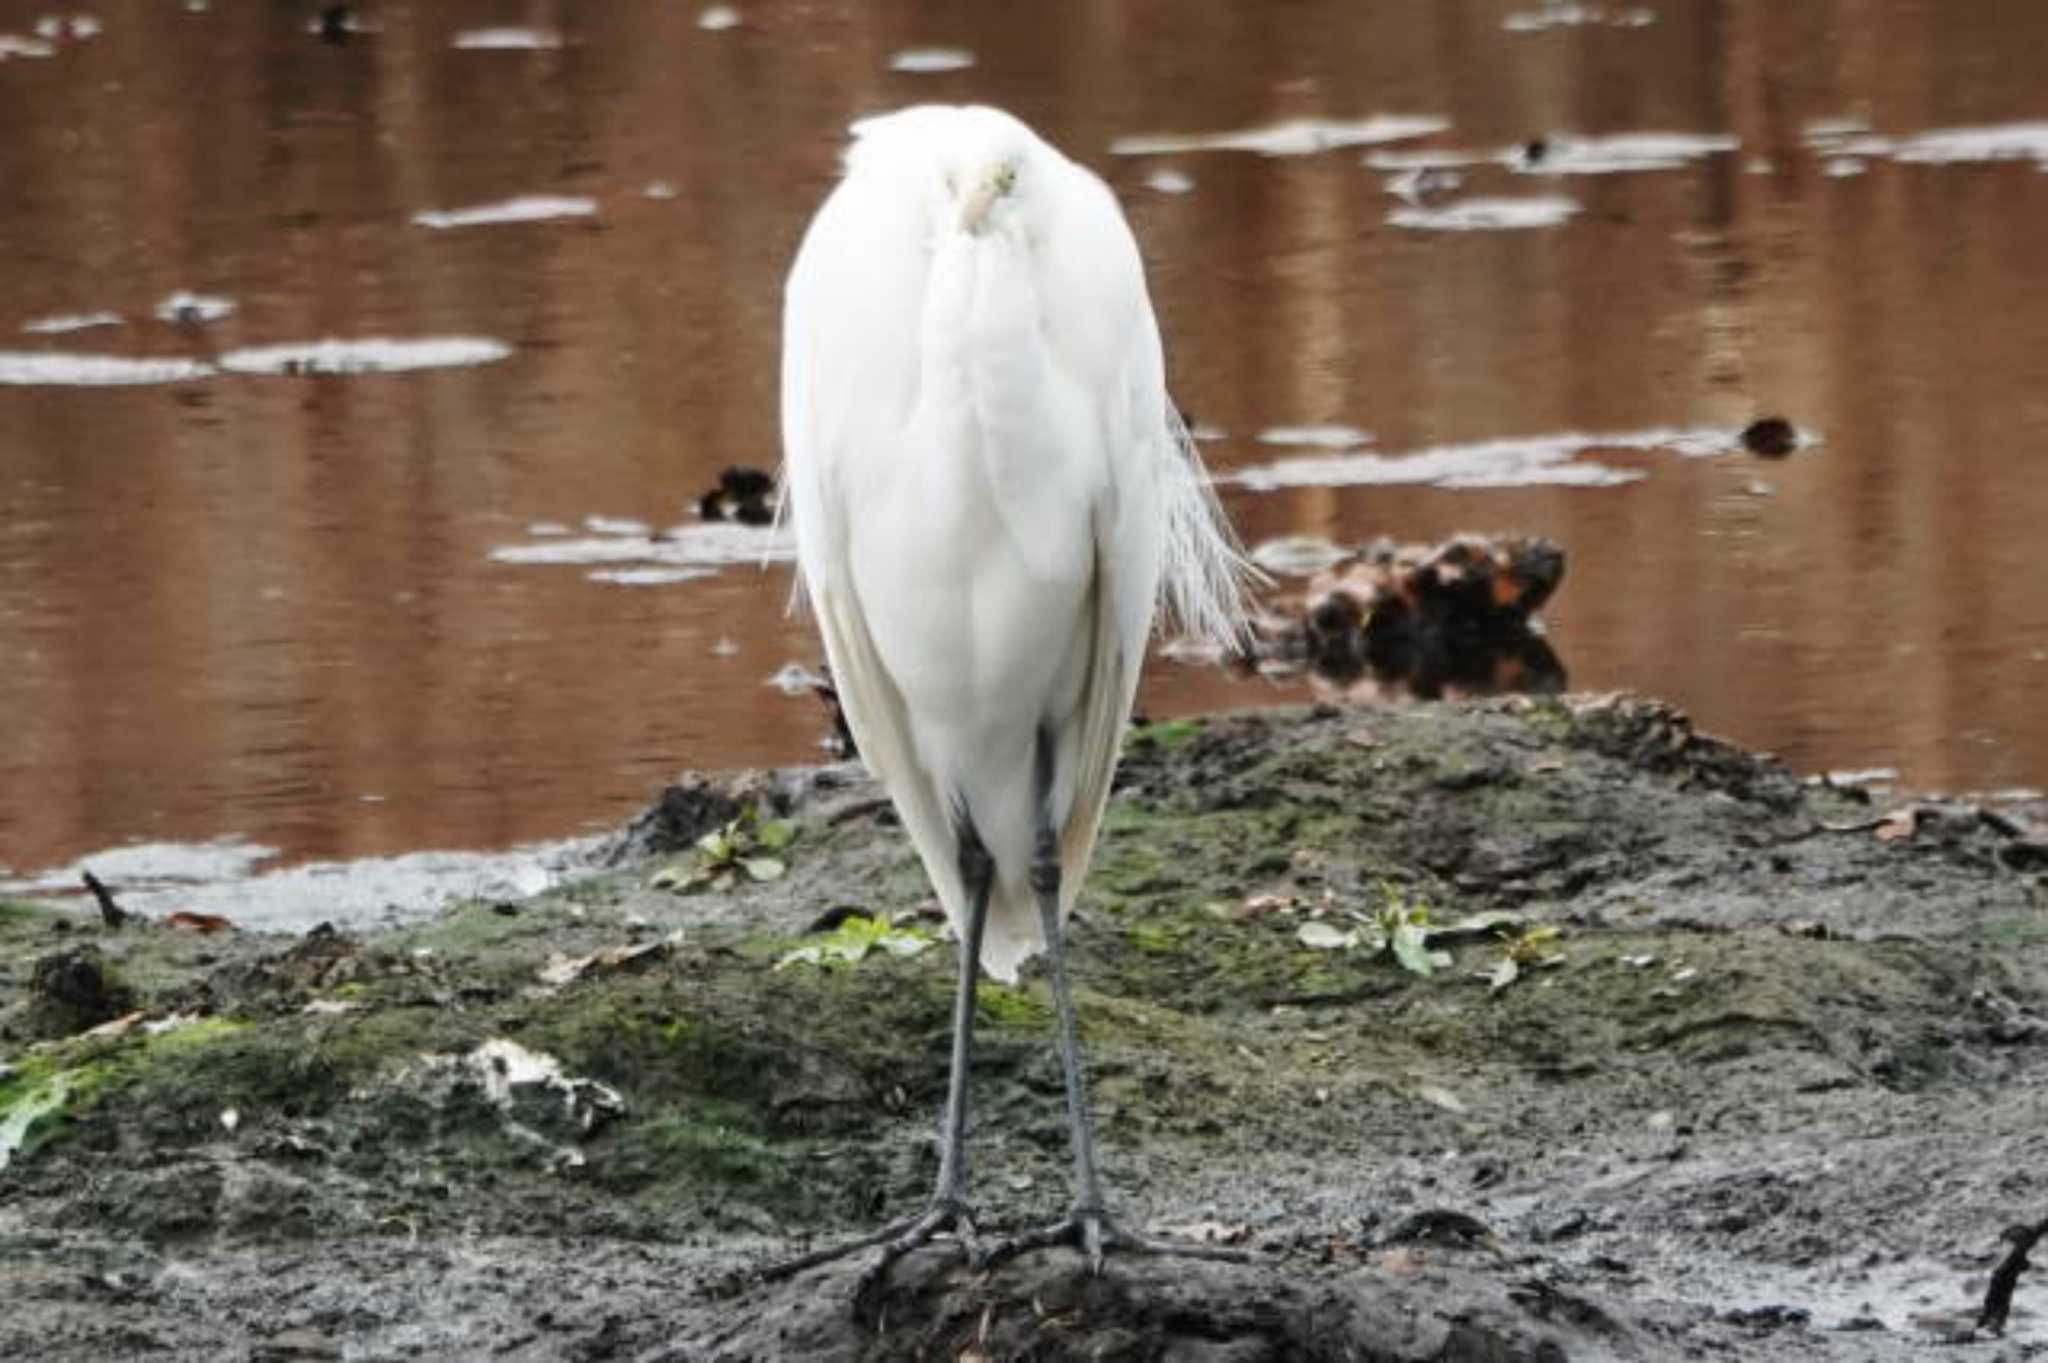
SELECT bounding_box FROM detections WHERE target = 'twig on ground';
[1978,1214,2048,1335]
[81,872,130,929]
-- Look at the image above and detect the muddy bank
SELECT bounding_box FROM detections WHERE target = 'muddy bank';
[3,697,2046,1361]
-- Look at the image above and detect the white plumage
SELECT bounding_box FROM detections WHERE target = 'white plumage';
[780,104,1244,981]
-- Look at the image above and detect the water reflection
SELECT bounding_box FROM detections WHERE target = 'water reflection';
[2,0,2047,885]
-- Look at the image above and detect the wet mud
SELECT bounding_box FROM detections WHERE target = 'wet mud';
[4,699,2046,1360]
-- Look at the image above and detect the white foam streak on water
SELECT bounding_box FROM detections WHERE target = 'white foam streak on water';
[412,195,598,230]
[1248,534,1351,575]
[1503,3,1656,31]
[1367,131,1737,177]
[586,567,718,586]
[1805,120,2048,170]
[490,521,795,572]
[1388,195,1580,230]
[215,337,514,375]
[698,6,740,31]
[1228,426,1741,493]
[765,661,827,695]
[451,27,562,50]
[154,290,236,323]
[1255,424,1374,449]
[22,310,123,335]
[583,515,651,536]
[888,47,974,73]
[1112,115,1451,158]
[0,352,214,385]
[0,33,57,58]
[35,15,104,41]
[1894,121,2048,165]
[1518,132,1740,174]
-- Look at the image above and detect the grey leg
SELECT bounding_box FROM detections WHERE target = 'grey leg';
[982,729,1250,1276]
[756,823,995,1286]
[933,827,993,1209]
[1030,805,1110,1269]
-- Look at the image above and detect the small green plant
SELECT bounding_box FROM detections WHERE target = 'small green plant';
[1294,890,1558,987]
[773,912,936,971]
[1126,717,1203,751]
[1381,899,1447,977]
[1484,924,1566,993]
[649,810,796,894]
[1294,887,1451,978]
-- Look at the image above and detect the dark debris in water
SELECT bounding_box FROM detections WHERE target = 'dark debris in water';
[1741,416,1799,458]
[696,465,777,526]
[1248,534,1568,701]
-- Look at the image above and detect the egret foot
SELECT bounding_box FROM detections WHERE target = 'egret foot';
[983,1205,1251,1277]
[755,1197,982,1287]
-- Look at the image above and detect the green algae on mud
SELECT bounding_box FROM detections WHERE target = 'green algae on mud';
[2,699,2046,1359]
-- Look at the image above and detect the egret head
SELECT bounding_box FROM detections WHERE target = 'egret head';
[950,158,1020,235]
[846,105,1037,239]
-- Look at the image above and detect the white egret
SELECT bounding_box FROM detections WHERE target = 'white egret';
[767,105,1249,1283]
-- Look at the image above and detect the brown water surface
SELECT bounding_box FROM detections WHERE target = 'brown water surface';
[4,0,2047,879]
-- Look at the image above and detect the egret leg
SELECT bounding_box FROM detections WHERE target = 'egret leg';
[983,731,1251,1276]
[756,825,995,1286]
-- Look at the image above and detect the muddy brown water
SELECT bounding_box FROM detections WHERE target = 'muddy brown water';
[4,1,2048,884]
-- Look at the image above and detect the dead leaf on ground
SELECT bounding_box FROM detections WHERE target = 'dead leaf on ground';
[163,911,236,934]
[81,1010,146,1038]
[537,934,680,987]
[1297,920,1361,950]
[1238,892,1297,919]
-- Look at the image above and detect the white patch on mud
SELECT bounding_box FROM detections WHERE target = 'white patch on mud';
[404,1039,625,1172]
[888,47,974,73]
[1145,168,1196,194]
[1229,426,1745,493]
[0,837,278,893]
[4,838,597,933]
[1113,115,1451,158]
[215,337,514,375]
[698,6,741,31]
[412,195,598,230]
[1388,195,1580,230]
